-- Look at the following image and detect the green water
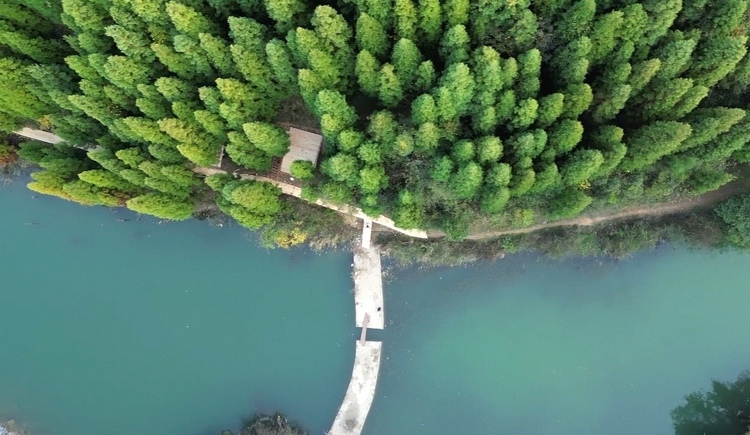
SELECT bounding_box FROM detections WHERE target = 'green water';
[3,178,750,435]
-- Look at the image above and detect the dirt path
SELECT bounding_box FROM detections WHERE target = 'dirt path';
[463,182,745,240]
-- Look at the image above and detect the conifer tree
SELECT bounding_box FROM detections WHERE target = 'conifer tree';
[356,13,389,58]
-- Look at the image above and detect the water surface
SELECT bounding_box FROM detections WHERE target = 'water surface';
[2,178,750,435]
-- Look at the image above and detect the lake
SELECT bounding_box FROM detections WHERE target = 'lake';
[2,178,749,435]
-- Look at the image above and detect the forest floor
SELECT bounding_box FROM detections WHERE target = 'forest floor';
[458,182,745,241]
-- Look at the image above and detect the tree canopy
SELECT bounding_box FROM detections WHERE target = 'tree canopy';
[3,0,750,235]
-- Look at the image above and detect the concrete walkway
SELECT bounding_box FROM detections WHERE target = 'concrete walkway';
[193,166,428,239]
[329,341,383,435]
[14,128,64,144]
[352,246,384,330]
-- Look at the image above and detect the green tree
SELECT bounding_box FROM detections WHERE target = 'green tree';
[392,38,422,89]
[418,0,442,44]
[378,63,404,107]
[671,369,750,434]
[620,121,693,171]
[356,13,389,58]
[126,192,195,220]
[443,0,469,27]
[290,160,315,180]
[451,161,483,199]
[243,122,290,157]
[394,0,418,41]
[356,50,381,97]
[440,24,470,65]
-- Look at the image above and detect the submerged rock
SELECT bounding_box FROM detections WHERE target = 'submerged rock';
[1,419,27,435]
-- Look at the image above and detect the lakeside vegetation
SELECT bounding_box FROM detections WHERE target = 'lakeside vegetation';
[2,0,750,252]
[671,370,750,435]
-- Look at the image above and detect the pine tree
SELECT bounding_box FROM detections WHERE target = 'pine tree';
[549,119,584,154]
[378,63,404,108]
[556,0,596,43]
[440,24,470,65]
[356,13,389,58]
[411,94,437,124]
[443,0,469,27]
[165,1,218,38]
[418,0,442,44]
[199,33,238,77]
[126,192,195,220]
[392,38,422,89]
[243,122,291,157]
[394,0,418,41]
[620,121,693,171]
[264,0,306,33]
[452,161,483,199]
[355,50,381,97]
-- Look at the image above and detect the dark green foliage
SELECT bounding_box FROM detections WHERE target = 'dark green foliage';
[671,369,750,434]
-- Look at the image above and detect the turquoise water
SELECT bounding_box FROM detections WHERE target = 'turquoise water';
[3,177,750,435]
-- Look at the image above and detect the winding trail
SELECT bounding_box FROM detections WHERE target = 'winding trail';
[463,182,744,240]
[14,128,745,241]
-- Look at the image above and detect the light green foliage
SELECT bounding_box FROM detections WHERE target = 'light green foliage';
[392,38,422,89]
[378,63,404,107]
[415,122,441,154]
[393,189,425,229]
[103,56,152,93]
[589,11,623,65]
[480,187,510,213]
[553,37,591,86]
[199,33,237,77]
[265,0,306,32]
[265,39,297,90]
[414,60,436,91]
[511,98,538,131]
[687,36,748,87]
[561,83,593,119]
[557,0,596,43]
[368,111,399,144]
[359,165,388,193]
[116,147,149,169]
[338,129,365,152]
[620,121,693,171]
[440,24,470,65]
[443,0,469,27]
[679,108,746,152]
[653,37,697,80]
[549,120,584,154]
[393,133,414,157]
[548,188,592,218]
[226,131,272,171]
[485,163,512,187]
[356,50,381,97]
[431,155,454,182]
[165,1,217,37]
[418,0,442,44]
[411,94,437,124]
[471,46,503,107]
[322,153,359,186]
[243,122,291,157]
[290,160,315,179]
[358,141,383,164]
[535,93,565,128]
[561,149,604,186]
[218,179,283,229]
[452,140,474,162]
[394,0,418,41]
[628,58,662,95]
[452,161,483,199]
[318,89,358,139]
[356,13,389,57]
[476,136,502,164]
[435,63,475,122]
[126,192,195,220]
[78,169,137,192]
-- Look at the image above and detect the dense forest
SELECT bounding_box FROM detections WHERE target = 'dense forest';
[2,0,750,240]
